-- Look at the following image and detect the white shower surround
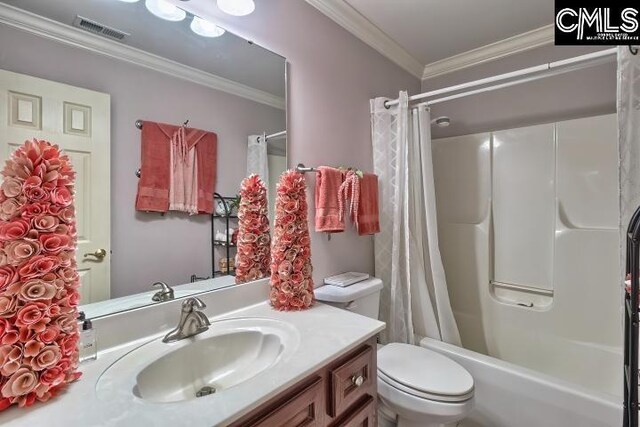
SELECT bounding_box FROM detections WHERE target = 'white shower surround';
[431,113,622,400]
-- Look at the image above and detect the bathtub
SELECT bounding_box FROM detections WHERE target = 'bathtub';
[420,337,621,427]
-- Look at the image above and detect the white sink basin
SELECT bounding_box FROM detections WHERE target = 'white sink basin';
[96,317,299,404]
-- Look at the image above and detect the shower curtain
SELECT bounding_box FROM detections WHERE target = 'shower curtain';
[370,91,461,345]
[247,134,269,195]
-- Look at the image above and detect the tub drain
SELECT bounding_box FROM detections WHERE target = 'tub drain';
[196,386,216,398]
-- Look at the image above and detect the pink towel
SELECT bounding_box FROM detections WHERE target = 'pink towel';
[135,121,217,214]
[135,121,171,212]
[339,170,360,227]
[357,173,380,235]
[314,166,345,232]
[169,126,199,214]
[195,130,217,214]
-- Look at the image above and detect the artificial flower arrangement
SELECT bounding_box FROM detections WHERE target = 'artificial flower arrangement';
[269,171,314,310]
[235,175,270,284]
[0,139,81,411]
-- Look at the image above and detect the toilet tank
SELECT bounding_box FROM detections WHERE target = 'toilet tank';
[314,277,383,319]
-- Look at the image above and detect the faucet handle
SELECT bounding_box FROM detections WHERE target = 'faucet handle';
[182,297,206,311]
[151,282,174,302]
[152,282,172,292]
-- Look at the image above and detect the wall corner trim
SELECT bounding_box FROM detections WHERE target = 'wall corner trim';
[422,25,555,80]
[304,0,424,79]
[0,3,286,110]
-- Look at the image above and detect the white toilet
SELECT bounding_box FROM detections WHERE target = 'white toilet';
[315,277,474,427]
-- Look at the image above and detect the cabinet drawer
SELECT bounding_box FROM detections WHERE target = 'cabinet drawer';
[328,344,374,417]
[246,376,324,427]
[330,395,376,427]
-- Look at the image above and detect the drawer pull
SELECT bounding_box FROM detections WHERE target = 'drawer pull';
[352,375,364,387]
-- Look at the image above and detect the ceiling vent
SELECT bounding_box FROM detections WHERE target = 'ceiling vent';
[72,16,129,41]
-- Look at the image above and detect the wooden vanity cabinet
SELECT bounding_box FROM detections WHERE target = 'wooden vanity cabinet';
[228,336,378,427]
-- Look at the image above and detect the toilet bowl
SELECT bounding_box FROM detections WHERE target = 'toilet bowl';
[377,343,474,427]
[315,279,475,427]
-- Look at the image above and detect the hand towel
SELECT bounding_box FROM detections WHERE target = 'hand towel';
[135,121,171,212]
[357,173,380,235]
[314,166,345,232]
[195,130,217,214]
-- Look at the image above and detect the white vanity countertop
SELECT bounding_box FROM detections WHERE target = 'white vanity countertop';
[0,301,385,427]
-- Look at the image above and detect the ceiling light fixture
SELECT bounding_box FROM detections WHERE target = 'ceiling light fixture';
[117,0,140,3]
[145,0,186,21]
[191,16,225,38]
[216,0,255,16]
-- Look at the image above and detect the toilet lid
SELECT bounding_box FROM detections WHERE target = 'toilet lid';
[377,343,474,402]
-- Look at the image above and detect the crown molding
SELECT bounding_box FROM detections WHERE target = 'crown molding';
[305,0,424,79]
[0,3,285,110]
[422,25,555,80]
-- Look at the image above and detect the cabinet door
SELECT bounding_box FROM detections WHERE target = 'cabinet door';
[329,344,375,417]
[330,395,376,427]
[247,376,325,427]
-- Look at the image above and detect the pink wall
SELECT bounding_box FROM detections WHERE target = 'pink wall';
[0,25,285,297]
[181,0,421,284]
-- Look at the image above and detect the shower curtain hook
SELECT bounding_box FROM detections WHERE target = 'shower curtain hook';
[630,45,639,55]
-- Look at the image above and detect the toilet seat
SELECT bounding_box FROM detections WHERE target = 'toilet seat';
[377,343,474,403]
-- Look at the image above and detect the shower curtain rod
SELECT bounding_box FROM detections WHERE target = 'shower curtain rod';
[384,47,617,108]
[258,130,287,142]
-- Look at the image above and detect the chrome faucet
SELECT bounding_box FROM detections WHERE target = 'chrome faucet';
[162,297,210,343]
[151,282,174,302]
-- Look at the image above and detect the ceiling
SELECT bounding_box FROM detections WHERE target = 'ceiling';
[1,0,286,97]
[346,0,553,64]
[308,0,555,79]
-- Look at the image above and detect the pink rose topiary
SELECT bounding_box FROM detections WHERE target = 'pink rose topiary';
[235,175,271,284]
[0,139,81,411]
[269,171,314,311]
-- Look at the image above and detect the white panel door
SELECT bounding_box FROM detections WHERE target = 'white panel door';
[0,69,110,304]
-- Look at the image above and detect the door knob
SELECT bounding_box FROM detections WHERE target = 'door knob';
[84,249,107,260]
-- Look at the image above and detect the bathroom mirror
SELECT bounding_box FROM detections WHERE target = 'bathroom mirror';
[0,0,287,318]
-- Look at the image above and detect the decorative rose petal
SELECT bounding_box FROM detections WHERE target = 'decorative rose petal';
[19,279,57,302]
[0,219,30,240]
[3,239,41,266]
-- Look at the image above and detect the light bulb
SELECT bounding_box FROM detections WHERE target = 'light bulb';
[145,0,186,21]
[216,0,255,17]
[191,16,226,38]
